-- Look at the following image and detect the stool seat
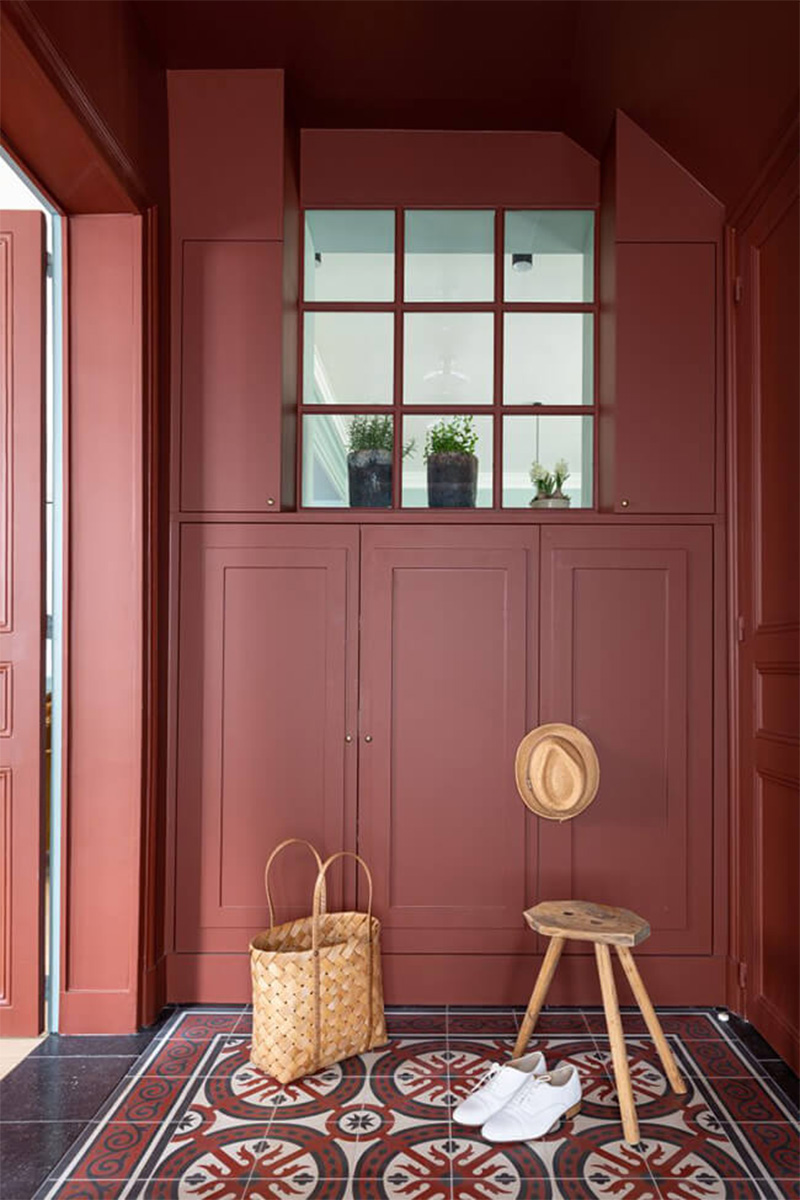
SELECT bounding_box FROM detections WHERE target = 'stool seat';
[515,897,687,1145]
[524,900,650,947]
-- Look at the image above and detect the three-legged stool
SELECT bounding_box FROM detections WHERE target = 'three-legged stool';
[513,900,688,1144]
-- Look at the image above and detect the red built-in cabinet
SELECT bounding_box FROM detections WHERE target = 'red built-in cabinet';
[539,528,714,962]
[165,109,729,1007]
[170,524,358,1000]
[600,112,724,514]
[358,528,538,968]
[168,70,297,514]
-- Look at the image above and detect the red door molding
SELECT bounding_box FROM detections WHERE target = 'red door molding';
[0,210,46,1036]
[59,214,144,1033]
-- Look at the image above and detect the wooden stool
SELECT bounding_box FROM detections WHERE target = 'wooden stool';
[513,900,688,1145]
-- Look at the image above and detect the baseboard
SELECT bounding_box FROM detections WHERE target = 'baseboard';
[140,955,167,1028]
[59,989,139,1034]
[166,951,727,1008]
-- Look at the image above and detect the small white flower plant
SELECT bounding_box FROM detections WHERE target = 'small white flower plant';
[530,458,570,500]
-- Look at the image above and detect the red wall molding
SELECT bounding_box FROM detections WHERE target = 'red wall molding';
[60,215,144,1033]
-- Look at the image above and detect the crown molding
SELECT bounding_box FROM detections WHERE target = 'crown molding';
[2,0,150,209]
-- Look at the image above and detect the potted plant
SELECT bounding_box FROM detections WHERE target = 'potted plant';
[530,458,571,508]
[347,415,414,508]
[424,415,479,508]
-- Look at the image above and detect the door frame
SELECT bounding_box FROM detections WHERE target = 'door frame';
[0,6,163,1032]
[726,118,799,1069]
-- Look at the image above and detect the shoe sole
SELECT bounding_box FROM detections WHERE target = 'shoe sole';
[483,1100,582,1142]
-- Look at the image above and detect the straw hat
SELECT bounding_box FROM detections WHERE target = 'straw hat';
[515,723,600,821]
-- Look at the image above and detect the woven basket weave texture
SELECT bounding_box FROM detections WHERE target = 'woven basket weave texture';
[250,842,387,1084]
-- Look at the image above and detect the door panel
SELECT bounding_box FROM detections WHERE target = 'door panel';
[615,242,716,513]
[359,527,537,956]
[0,211,45,1035]
[174,525,358,954]
[735,163,799,1069]
[540,526,713,957]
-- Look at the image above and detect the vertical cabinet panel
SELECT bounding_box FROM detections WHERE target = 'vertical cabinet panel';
[174,525,358,953]
[168,69,291,514]
[539,526,713,955]
[615,243,716,514]
[359,527,538,955]
[180,241,283,512]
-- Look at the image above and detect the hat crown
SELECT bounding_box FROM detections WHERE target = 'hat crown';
[514,722,600,821]
[529,736,585,811]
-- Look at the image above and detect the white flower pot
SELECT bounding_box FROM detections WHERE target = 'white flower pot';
[529,497,571,509]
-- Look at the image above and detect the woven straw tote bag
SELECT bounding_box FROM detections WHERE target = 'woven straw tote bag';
[250,839,387,1084]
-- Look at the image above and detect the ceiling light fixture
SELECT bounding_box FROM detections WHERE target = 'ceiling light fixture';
[512,253,534,273]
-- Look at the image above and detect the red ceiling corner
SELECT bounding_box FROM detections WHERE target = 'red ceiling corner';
[0,10,136,213]
[613,111,725,241]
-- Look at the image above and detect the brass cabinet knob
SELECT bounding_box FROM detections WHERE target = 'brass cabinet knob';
[267,497,276,507]
[345,734,353,743]
[364,735,373,743]
[620,498,630,508]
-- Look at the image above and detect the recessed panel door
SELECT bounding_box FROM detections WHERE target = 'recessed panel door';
[174,525,358,955]
[735,164,799,1069]
[358,527,537,957]
[539,526,713,957]
[0,211,45,1035]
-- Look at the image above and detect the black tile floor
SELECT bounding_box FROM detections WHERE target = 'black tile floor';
[0,1006,796,1199]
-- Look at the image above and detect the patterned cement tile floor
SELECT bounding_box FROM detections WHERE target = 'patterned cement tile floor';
[0,1006,797,1199]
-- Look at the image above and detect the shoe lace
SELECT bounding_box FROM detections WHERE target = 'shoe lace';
[465,1062,502,1095]
[505,1072,553,1111]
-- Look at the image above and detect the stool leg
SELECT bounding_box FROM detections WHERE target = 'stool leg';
[616,945,687,1095]
[594,942,639,1145]
[513,936,565,1058]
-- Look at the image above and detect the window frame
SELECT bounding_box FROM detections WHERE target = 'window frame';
[298,205,599,510]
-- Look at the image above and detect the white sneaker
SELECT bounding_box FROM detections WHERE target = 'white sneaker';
[481,1064,582,1141]
[452,1051,547,1126]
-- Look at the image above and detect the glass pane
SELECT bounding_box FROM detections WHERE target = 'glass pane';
[404,312,493,404]
[503,313,593,405]
[302,413,398,508]
[504,210,594,302]
[502,415,593,508]
[405,210,494,301]
[303,312,393,405]
[401,414,493,508]
[304,209,394,301]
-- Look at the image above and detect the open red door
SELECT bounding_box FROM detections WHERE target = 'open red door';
[733,156,800,1071]
[0,209,46,1035]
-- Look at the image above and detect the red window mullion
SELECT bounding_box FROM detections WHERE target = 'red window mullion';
[298,205,599,512]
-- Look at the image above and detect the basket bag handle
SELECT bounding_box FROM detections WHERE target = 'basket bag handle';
[263,838,326,929]
[310,852,376,1062]
[311,850,373,947]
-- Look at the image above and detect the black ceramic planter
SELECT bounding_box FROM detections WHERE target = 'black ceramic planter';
[426,452,478,508]
[348,449,392,508]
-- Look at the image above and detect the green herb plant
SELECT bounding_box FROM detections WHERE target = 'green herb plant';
[423,415,479,460]
[348,414,415,458]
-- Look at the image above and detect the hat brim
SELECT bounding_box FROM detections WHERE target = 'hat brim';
[515,723,600,821]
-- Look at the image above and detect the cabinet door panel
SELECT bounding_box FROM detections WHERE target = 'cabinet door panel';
[180,241,282,512]
[540,526,713,955]
[175,525,358,952]
[359,527,537,955]
[616,242,716,513]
